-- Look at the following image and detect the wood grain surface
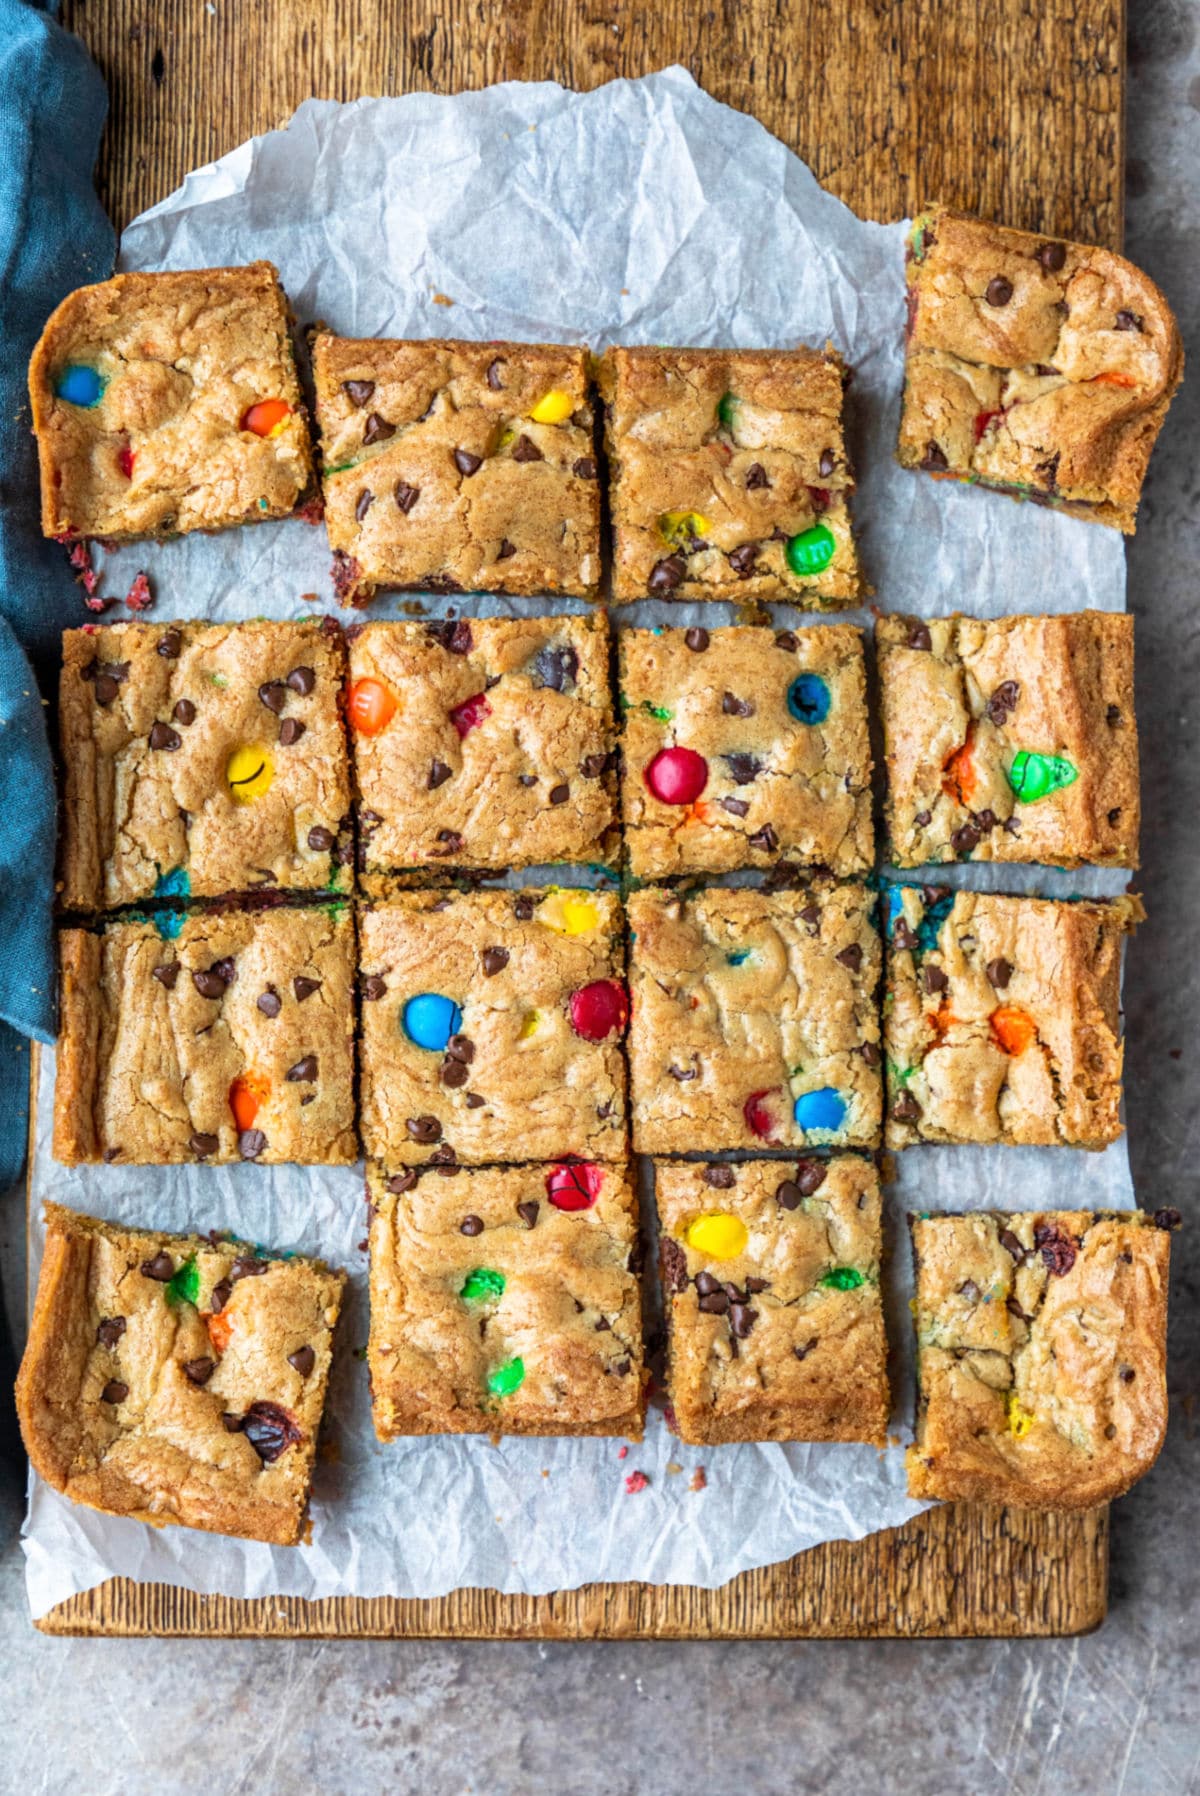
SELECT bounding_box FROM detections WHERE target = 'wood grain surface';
[35,0,1124,1639]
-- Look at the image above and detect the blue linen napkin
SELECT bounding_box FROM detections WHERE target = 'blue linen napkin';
[0,0,113,1190]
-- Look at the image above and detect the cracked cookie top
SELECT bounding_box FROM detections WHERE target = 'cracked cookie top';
[908,1209,1169,1508]
[620,622,872,877]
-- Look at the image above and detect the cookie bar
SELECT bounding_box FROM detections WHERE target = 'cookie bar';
[620,622,872,877]
[598,345,862,605]
[16,1204,345,1544]
[54,904,357,1165]
[878,611,1139,869]
[627,884,882,1154]
[367,1162,644,1439]
[59,619,353,910]
[908,1210,1170,1508]
[30,263,313,541]
[349,612,617,877]
[656,1156,888,1445]
[358,887,627,1165]
[312,335,601,605]
[899,207,1183,531]
[884,886,1142,1150]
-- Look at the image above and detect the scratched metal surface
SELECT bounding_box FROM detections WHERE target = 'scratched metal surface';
[1,4,1198,1790]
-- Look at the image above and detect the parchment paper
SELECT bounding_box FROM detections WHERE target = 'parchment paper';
[23,68,1134,1619]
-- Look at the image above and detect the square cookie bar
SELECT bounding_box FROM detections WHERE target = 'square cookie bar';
[598,345,862,604]
[30,263,313,541]
[656,1156,888,1445]
[908,1210,1170,1508]
[878,611,1139,869]
[628,885,882,1154]
[899,207,1183,531]
[358,888,628,1165]
[313,335,600,605]
[16,1204,345,1544]
[55,904,357,1165]
[59,619,353,910]
[620,622,872,877]
[884,886,1141,1150]
[350,612,617,876]
[367,1162,644,1439]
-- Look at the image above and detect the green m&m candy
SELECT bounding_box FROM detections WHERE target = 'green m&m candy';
[166,1256,200,1306]
[1008,750,1078,804]
[487,1356,525,1397]
[785,523,836,577]
[819,1266,865,1291]
[460,1268,505,1303]
[717,392,739,430]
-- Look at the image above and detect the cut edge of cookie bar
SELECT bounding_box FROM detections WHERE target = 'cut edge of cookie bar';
[30,262,315,543]
[876,610,1140,871]
[883,886,1144,1152]
[597,344,865,606]
[898,206,1184,533]
[365,1160,646,1441]
[906,1208,1170,1509]
[654,1153,890,1446]
[16,1202,346,1545]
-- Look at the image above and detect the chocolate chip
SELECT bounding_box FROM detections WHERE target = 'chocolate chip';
[891,1091,922,1121]
[951,822,980,855]
[229,1255,270,1284]
[486,358,505,391]
[518,773,537,787]
[387,1171,418,1194]
[699,1290,729,1315]
[660,1237,689,1294]
[818,448,837,478]
[288,1346,316,1377]
[1107,704,1123,727]
[288,665,316,696]
[221,1413,244,1433]
[836,944,863,973]
[255,987,282,1019]
[101,1380,128,1404]
[259,680,288,714]
[914,810,932,827]
[482,947,509,976]
[394,480,420,513]
[722,691,754,717]
[729,1303,757,1339]
[987,680,1020,726]
[580,753,608,780]
[279,716,306,747]
[860,1040,882,1068]
[286,1055,318,1082]
[985,275,1013,306]
[441,1056,468,1087]
[152,962,179,990]
[141,1252,174,1281]
[668,1064,697,1081]
[418,757,451,795]
[156,629,182,659]
[1036,241,1066,273]
[1120,1364,1136,1382]
[543,781,568,807]
[1034,1223,1077,1277]
[998,1228,1028,1263]
[685,627,710,652]
[748,824,777,852]
[454,447,483,476]
[1108,807,1122,826]
[1153,1207,1182,1231]
[796,1157,828,1195]
[290,977,320,1006]
[956,1279,981,1302]
[907,621,932,651]
[343,379,375,407]
[723,752,762,785]
[986,957,1013,990]
[363,412,394,445]
[307,825,336,854]
[745,462,770,490]
[238,1129,267,1160]
[183,1356,215,1385]
[920,443,948,473]
[534,644,578,691]
[192,966,229,1000]
[793,1338,819,1362]
[189,1132,218,1157]
[728,543,759,576]
[721,797,749,818]
[974,808,997,834]
[93,672,121,706]
[465,1092,485,1108]
[433,829,464,856]
[96,1316,126,1348]
[242,1401,302,1463]
[446,1034,474,1063]
[1115,309,1143,332]
[776,1180,802,1211]
[573,456,597,479]
[494,538,517,561]
[648,554,687,592]
[703,1165,736,1188]
[512,1200,539,1230]
[355,489,374,522]
[169,698,197,729]
[407,1115,442,1144]
[511,434,543,463]
[774,631,797,652]
[149,722,181,751]
[1006,1296,1031,1324]
[460,1214,484,1236]
[923,964,948,994]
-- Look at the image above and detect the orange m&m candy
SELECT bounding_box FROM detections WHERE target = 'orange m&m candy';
[942,728,978,806]
[989,1006,1038,1057]
[241,399,291,437]
[229,1069,271,1131]
[206,1310,234,1355]
[347,677,397,736]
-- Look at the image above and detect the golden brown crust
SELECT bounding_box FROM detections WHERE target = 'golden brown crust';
[313,335,600,604]
[656,1157,888,1445]
[54,906,357,1166]
[628,884,882,1155]
[350,613,617,872]
[59,619,352,910]
[899,208,1184,532]
[358,887,628,1165]
[599,345,862,603]
[877,610,1139,868]
[619,623,873,877]
[16,1204,345,1544]
[30,263,312,540]
[367,1163,644,1439]
[884,888,1142,1150]
[908,1210,1169,1508]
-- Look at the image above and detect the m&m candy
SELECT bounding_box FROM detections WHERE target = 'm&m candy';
[569,979,627,1042]
[785,524,835,577]
[658,509,712,548]
[347,677,396,736]
[989,1006,1037,1057]
[226,744,274,801]
[529,390,574,424]
[716,392,739,430]
[241,399,291,437]
[644,746,708,806]
[546,1163,603,1210]
[685,1212,748,1261]
[535,890,600,936]
[449,692,492,738]
[55,364,105,407]
[819,1266,865,1291]
[403,993,463,1052]
[1006,1392,1035,1437]
[787,673,831,725]
[487,1357,525,1396]
[461,1268,505,1302]
[744,1088,780,1140]
[793,1087,848,1133]
[229,1070,271,1131]
[166,1256,201,1306]
[1008,750,1078,804]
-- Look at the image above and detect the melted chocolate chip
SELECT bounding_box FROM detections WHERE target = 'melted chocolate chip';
[661,1237,689,1293]
[171,698,197,728]
[486,358,505,391]
[157,629,182,659]
[1153,1207,1182,1232]
[189,1131,218,1158]
[684,627,709,652]
[748,824,777,852]
[256,987,282,1018]
[289,1346,316,1377]
[230,1256,270,1284]
[1107,704,1123,727]
[818,448,837,477]
[441,1056,469,1087]
[152,962,179,990]
[355,489,374,522]
[482,947,509,977]
[141,1252,174,1282]
[775,1179,802,1211]
[101,1379,128,1404]
[986,957,1013,990]
[259,680,288,714]
[149,721,181,751]
[513,895,534,920]
[573,456,597,479]
[496,538,516,560]
[363,412,395,445]
[987,680,1020,726]
[407,1115,442,1144]
[192,966,230,1000]
[698,1289,729,1315]
[183,1356,215,1386]
[242,1401,302,1463]
[343,379,375,407]
[728,543,759,576]
[723,752,762,785]
[548,782,570,806]
[427,619,473,654]
[836,944,863,973]
[721,797,749,818]
[1034,1223,1078,1277]
[279,717,305,746]
[307,825,335,852]
[96,1316,126,1348]
[580,752,609,779]
[238,1128,267,1160]
[511,434,543,463]
[951,822,980,855]
[286,1055,318,1082]
[998,1228,1028,1263]
[793,1338,818,1362]
[1115,309,1143,332]
[426,757,453,792]
[534,644,579,691]
[745,462,770,490]
[1036,241,1066,273]
[433,829,464,856]
[288,665,316,696]
[465,1092,484,1108]
[920,443,948,473]
[907,621,932,651]
[703,1165,736,1189]
[648,554,687,593]
[891,1091,922,1122]
[387,1170,418,1194]
[729,1303,757,1339]
[722,691,754,717]
[394,480,420,513]
[294,976,321,1002]
[774,631,798,652]
[923,964,948,994]
[985,275,1013,306]
[795,1157,828,1195]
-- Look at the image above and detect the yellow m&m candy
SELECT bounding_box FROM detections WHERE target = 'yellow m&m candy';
[535,890,600,936]
[1006,1392,1035,1438]
[226,744,274,802]
[529,389,575,425]
[685,1213,748,1261]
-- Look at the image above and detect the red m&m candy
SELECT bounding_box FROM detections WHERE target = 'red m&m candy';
[644,746,708,805]
[744,1088,781,1141]
[450,692,492,738]
[569,979,628,1041]
[546,1162,603,1210]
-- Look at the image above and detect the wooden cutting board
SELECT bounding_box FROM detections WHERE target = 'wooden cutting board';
[37,0,1124,1639]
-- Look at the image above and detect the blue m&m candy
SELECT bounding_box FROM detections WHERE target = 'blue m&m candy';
[403,992,463,1052]
[787,673,831,725]
[55,364,106,407]
[793,1087,848,1133]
